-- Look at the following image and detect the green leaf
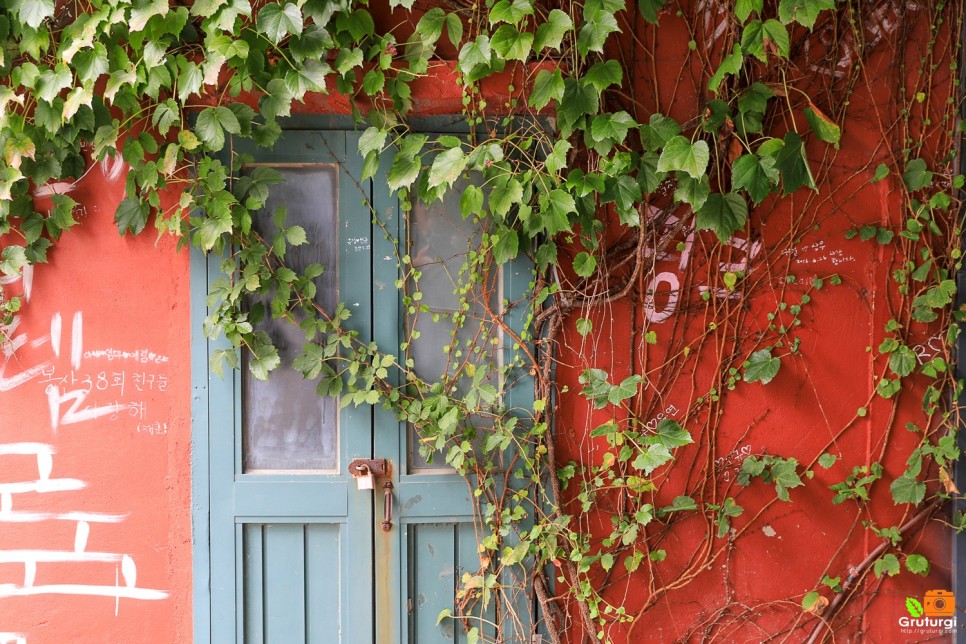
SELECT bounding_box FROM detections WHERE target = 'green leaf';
[708,45,744,93]
[903,158,933,191]
[890,475,925,505]
[776,131,816,193]
[873,553,900,578]
[762,19,790,58]
[285,225,307,246]
[735,0,762,22]
[818,453,836,468]
[492,227,519,264]
[600,552,614,571]
[778,0,834,30]
[740,20,766,61]
[888,345,917,377]
[428,146,466,188]
[732,154,779,204]
[632,444,674,475]
[638,0,666,24]
[359,128,387,158]
[491,25,533,62]
[771,458,803,500]
[873,163,890,182]
[674,174,710,210]
[558,78,599,135]
[657,136,709,180]
[640,114,681,151]
[581,60,623,94]
[17,0,55,28]
[802,591,821,611]
[576,318,592,336]
[460,184,484,217]
[249,344,281,381]
[130,0,168,32]
[490,177,522,217]
[445,13,463,46]
[695,192,748,242]
[529,68,565,110]
[573,252,597,278]
[545,140,571,175]
[539,189,576,235]
[416,7,446,47]
[905,554,930,576]
[489,0,533,25]
[257,2,303,44]
[48,194,79,239]
[743,348,780,384]
[648,419,693,449]
[36,64,72,104]
[387,154,421,192]
[577,9,620,56]
[195,106,240,151]
[115,196,149,236]
[804,105,841,148]
[534,9,573,51]
[0,246,27,276]
[335,47,364,75]
[638,152,667,194]
[457,36,493,80]
[590,111,636,150]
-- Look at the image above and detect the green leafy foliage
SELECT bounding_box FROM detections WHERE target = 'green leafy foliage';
[0,0,945,633]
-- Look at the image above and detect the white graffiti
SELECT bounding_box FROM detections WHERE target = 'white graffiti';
[782,239,855,267]
[643,206,762,324]
[803,1,923,78]
[716,444,753,483]
[0,275,171,639]
[0,443,167,616]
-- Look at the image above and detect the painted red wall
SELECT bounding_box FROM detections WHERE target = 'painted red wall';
[553,2,956,641]
[0,157,192,643]
[0,2,954,642]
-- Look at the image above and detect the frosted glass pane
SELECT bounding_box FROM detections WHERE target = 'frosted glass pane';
[408,179,498,470]
[243,165,339,472]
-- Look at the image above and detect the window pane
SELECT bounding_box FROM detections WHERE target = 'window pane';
[243,165,339,472]
[407,179,499,471]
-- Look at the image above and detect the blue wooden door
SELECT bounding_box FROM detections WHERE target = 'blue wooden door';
[195,129,532,643]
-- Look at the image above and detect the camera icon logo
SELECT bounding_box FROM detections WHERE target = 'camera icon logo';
[923,590,956,617]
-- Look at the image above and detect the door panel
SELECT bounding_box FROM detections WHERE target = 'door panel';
[201,128,531,643]
[238,523,343,644]
[207,130,373,644]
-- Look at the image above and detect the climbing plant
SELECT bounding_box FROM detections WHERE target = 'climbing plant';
[0,0,962,640]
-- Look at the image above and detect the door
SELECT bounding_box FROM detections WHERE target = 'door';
[193,128,532,643]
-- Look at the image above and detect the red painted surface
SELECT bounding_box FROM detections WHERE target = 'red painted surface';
[0,158,191,643]
[553,3,956,642]
[0,2,953,642]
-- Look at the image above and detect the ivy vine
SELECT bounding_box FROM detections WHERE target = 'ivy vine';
[0,0,962,641]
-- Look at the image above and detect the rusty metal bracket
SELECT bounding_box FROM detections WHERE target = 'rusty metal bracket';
[348,458,391,478]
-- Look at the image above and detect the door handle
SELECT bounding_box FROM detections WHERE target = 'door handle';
[381,480,393,532]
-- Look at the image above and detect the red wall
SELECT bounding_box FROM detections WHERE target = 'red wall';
[0,158,192,643]
[553,2,956,641]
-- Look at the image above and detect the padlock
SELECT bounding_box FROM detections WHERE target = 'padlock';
[356,464,375,490]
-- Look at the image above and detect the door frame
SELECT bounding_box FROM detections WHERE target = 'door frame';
[191,115,537,643]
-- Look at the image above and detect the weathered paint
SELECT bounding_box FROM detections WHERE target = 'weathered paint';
[552,3,957,642]
[0,158,192,642]
[0,3,957,643]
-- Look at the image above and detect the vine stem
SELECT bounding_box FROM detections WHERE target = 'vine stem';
[803,499,943,644]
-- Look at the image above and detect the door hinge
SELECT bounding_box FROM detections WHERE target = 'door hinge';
[407,597,413,614]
